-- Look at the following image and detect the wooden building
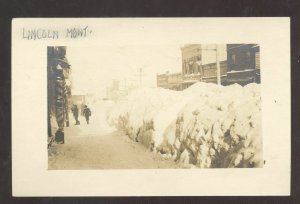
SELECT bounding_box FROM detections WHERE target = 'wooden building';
[181,44,202,89]
[181,44,228,89]
[202,60,227,85]
[157,72,182,91]
[226,44,260,85]
[156,73,169,89]
[167,72,183,90]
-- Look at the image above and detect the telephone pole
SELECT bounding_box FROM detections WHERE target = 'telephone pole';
[216,45,221,85]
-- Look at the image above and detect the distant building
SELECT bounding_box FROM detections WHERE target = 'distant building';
[201,60,227,84]
[157,72,182,91]
[157,44,260,91]
[181,44,227,89]
[106,80,129,101]
[156,73,169,89]
[71,95,86,105]
[181,44,202,89]
[167,72,183,90]
[112,80,119,90]
[226,44,260,85]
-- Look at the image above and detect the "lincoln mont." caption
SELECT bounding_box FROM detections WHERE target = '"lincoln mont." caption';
[22,26,92,40]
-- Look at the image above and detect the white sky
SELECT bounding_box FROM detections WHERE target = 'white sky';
[60,19,232,98]
[67,45,183,97]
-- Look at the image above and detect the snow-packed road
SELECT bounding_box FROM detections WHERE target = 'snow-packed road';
[48,107,179,169]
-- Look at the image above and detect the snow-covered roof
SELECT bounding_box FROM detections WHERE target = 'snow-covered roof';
[227,69,255,74]
[183,79,199,83]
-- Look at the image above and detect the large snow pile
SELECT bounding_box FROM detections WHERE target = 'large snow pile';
[108,83,263,168]
[108,87,182,147]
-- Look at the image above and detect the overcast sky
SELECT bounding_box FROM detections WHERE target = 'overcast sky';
[61,19,232,98]
[67,44,227,97]
[67,45,183,97]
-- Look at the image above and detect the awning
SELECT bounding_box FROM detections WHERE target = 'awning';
[227,77,255,83]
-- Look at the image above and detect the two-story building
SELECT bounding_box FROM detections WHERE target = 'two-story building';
[181,44,227,88]
[202,60,227,84]
[181,44,202,89]
[226,44,260,85]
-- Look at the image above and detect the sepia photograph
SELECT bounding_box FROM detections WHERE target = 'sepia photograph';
[12,18,290,196]
[47,43,262,169]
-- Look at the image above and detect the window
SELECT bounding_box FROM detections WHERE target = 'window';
[246,51,251,68]
[231,54,236,64]
[186,63,189,74]
[189,64,193,74]
[255,52,260,69]
[246,51,251,60]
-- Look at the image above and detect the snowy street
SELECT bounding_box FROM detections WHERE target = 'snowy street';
[49,82,263,169]
[48,105,180,169]
[47,43,263,169]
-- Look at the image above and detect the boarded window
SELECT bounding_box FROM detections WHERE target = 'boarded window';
[255,52,260,69]
[231,54,236,64]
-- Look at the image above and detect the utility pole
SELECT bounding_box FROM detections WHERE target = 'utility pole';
[139,68,142,87]
[216,45,221,85]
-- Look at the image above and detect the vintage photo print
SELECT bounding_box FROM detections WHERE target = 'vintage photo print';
[12,18,290,196]
[47,44,262,170]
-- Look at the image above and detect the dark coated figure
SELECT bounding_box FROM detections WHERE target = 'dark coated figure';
[83,105,91,124]
[71,104,80,125]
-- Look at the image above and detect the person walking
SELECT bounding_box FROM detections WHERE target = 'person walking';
[71,104,80,125]
[83,105,91,124]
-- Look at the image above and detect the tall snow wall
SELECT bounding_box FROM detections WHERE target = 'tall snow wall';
[108,82,263,168]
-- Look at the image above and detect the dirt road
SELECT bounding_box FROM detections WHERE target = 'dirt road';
[48,114,179,169]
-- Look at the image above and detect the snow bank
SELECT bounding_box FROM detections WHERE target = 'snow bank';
[108,87,181,146]
[108,83,263,168]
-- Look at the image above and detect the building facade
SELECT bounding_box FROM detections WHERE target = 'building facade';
[226,44,260,85]
[71,95,86,105]
[156,44,260,91]
[157,72,182,91]
[181,44,202,89]
[202,60,227,84]
[181,44,228,89]
[156,73,169,89]
[167,72,183,90]
[47,46,72,144]
[106,80,129,101]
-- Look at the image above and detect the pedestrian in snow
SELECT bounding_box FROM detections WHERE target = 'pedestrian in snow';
[83,105,91,124]
[71,104,80,125]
